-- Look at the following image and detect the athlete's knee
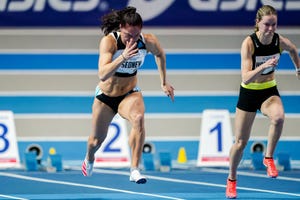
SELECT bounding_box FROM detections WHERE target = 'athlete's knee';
[88,135,105,149]
[131,113,145,132]
[234,139,248,151]
[271,113,284,126]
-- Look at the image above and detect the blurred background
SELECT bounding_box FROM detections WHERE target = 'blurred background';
[0,0,300,168]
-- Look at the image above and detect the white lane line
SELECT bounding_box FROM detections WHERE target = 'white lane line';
[0,194,28,200]
[0,172,184,200]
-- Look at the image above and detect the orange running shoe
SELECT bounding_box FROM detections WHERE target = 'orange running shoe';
[263,157,278,178]
[226,179,237,199]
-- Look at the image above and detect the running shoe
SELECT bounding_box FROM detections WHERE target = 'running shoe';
[226,179,237,199]
[129,169,147,184]
[82,159,94,176]
[263,157,278,178]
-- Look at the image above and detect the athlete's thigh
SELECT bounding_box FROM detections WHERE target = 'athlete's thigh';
[118,92,145,121]
[260,96,284,118]
[92,98,116,138]
[234,108,256,141]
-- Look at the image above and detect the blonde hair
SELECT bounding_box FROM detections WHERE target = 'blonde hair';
[254,5,277,32]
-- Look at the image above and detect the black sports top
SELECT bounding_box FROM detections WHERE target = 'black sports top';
[250,32,281,75]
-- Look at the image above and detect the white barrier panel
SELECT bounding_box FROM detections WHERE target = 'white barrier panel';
[0,111,21,168]
[94,114,131,168]
[197,109,233,167]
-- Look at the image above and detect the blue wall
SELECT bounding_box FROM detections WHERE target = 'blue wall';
[1,1,299,27]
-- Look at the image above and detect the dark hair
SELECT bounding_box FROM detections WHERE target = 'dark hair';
[101,6,143,36]
[254,5,277,32]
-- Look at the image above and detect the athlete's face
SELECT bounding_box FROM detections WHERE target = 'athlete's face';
[257,14,277,36]
[120,24,141,44]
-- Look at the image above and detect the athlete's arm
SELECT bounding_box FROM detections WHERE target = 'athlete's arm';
[279,35,300,77]
[98,35,125,81]
[144,33,174,101]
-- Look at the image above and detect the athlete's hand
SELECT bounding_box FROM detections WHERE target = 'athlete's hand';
[162,82,175,102]
[260,57,278,74]
[263,57,278,69]
[122,38,138,60]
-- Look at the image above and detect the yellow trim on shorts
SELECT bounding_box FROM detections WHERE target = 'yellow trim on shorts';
[241,79,276,90]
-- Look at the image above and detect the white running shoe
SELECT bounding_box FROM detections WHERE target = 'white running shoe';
[82,159,94,176]
[129,169,147,184]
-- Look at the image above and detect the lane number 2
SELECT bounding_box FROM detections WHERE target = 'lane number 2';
[103,122,121,153]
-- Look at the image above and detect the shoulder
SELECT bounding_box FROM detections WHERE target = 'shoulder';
[243,35,253,43]
[101,33,117,43]
[142,33,159,45]
[141,33,163,55]
[99,33,117,53]
[278,34,296,52]
[242,36,254,49]
[241,36,255,56]
[278,34,290,46]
